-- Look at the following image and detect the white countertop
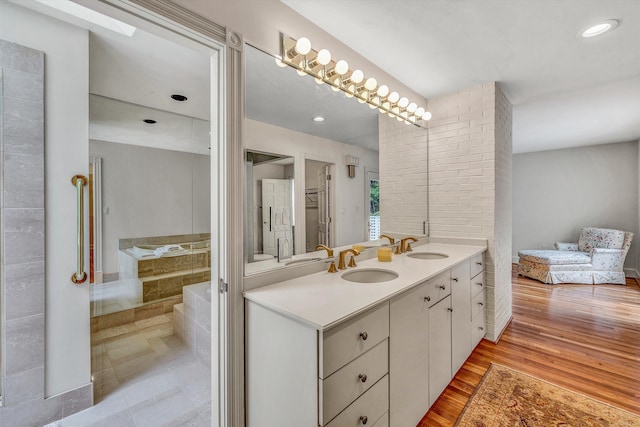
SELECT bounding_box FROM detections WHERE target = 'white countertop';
[243,242,486,331]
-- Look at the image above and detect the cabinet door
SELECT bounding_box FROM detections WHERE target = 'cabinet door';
[451,261,471,376]
[428,295,452,407]
[389,281,429,427]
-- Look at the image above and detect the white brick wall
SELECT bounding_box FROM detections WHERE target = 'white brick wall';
[379,116,429,235]
[380,82,513,342]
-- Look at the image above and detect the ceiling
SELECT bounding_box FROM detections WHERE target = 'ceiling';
[282,0,640,153]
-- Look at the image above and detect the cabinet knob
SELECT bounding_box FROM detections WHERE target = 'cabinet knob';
[476,262,483,266]
[476,282,483,287]
[438,285,446,290]
[358,373,367,383]
[360,415,368,425]
[478,302,484,306]
[447,307,453,312]
[424,296,431,302]
[479,326,484,331]
[452,277,458,282]
[359,332,368,341]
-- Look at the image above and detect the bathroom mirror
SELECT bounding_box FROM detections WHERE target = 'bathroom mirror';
[244,44,382,274]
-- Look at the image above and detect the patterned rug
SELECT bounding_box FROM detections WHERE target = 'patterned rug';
[456,364,640,427]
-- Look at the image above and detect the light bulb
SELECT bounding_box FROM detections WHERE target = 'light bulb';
[396,116,404,122]
[274,57,287,68]
[331,85,340,92]
[368,102,377,109]
[401,111,409,119]
[422,111,432,121]
[345,83,356,94]
[391,106,400,115]
[335,60,349,75]
[381,101,391,111]
[358,97,366,104]
[316,49,331,65]
[377,85,389,97]
[371,96,381,106]
[407,102,417,113]
[296,68,307,77]
[388,112,396,118]
[315,76,324,84]
[364,77,377,91]
[295,37,311,55]
[351,69,364,84]
[415,107,425,117]
[398,97,409,108]
[388,92,400,103]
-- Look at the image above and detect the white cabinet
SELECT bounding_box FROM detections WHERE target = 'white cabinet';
[246,300,389,427]
[389,281,429,426]
[470,253,486,347]
[451,260,472,376]
[428,295,452,407]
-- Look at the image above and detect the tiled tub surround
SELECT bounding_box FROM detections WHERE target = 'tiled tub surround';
[245,239,487,426]
[173,282,212,368]
[119,242,211,303]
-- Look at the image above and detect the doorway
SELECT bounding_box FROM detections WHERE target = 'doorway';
[304,159,335,252]
[367,169,380,241]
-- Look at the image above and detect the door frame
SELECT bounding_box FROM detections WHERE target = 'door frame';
[74,1,240,425]
[300,153,336,255]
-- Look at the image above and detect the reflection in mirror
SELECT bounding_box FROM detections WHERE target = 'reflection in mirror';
[244,44,381,274]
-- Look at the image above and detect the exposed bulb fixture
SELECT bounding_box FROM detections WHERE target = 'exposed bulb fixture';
[351,69,364,84]
[295,37,311,55]
[377,85,389,97]
[364,77,377,91]
[280,34,431,126]
[334,60,349,75]
[316,49,332,65]
[313,116,325,122]
[580,19,619,38]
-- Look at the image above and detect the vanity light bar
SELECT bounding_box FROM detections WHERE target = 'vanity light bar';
[279,34,431,126]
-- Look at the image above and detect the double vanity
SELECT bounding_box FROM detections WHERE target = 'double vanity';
[244,240,486,427]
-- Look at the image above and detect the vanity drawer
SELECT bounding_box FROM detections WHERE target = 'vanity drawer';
[320,339,388,425]
[470,253,484,278]
[472,310,486,347]
[372,412,389,427]
[471,272,485,298]
[471,289,485,319]
[325,375,389,427]
[321,302,389,378]
[424,270,451,307]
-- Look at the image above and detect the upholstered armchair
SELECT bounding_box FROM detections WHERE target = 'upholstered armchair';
[518,227,634,284]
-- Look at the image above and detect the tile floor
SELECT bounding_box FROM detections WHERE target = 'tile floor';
[52,313,211,427]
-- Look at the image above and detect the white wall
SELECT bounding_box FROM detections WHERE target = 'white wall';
[173,0,425,105]
[513,141,639,274]
[89,140,211,274]
[246,119,378,253]
[0,1,90,397]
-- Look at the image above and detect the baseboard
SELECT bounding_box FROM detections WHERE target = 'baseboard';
[512,256,519,264]
[623,268,639,278]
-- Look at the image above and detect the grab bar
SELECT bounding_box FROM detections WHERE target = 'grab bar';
[71,175,88,284]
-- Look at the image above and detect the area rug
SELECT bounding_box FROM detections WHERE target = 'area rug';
[455,364,640,427]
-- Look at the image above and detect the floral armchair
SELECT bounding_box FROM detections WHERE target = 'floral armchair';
[518,227,634,284]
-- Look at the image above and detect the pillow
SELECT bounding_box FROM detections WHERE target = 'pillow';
[578,227,625,252]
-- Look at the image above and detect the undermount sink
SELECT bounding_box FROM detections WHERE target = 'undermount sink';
[341,268,399,283]
[407,252,449,260]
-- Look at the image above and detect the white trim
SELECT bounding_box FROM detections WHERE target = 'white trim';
[623,268,639,278]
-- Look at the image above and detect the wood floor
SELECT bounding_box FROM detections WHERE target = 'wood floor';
[419,265,640,426]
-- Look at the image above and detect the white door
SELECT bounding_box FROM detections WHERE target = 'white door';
[366,169,380,241]
[317,165,331,246]
[262,179,292,256]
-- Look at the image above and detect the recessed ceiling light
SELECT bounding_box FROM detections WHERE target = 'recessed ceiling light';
[580,19,620,38]
[313,116,325,122]
[171,94,188,102]
[143,119,157,124]
[34,0,136,36]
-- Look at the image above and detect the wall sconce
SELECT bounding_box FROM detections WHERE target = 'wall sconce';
[279,33,432,127]
[345,155,359,178]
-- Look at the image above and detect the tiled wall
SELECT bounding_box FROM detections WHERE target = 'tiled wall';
[0,39,91,426]
[380,82,513,342]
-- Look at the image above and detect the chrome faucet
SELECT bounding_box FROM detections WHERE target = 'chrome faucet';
[316,244,334,257]
[338,248,360,270]
[400,237,419,253]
